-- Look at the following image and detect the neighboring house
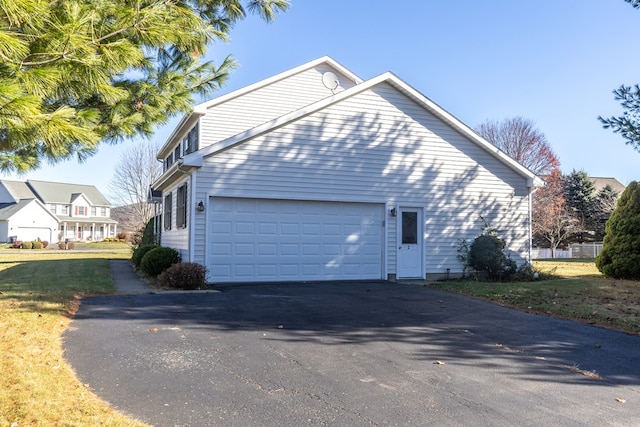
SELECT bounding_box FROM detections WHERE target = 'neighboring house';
[152,56,542,283]
[590,177,626,195]
[0,179,118,243]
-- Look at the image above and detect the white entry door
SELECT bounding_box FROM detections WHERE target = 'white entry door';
[397,207,423,279]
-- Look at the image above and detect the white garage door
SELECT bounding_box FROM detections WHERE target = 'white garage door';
[208,198,384,283]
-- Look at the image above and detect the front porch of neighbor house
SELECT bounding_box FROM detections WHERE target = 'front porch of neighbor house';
[58,219,118,242]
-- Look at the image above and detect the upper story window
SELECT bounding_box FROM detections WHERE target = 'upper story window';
[183,125,199,155]
[164,153,174,172]
[174,143,181,162]
[61,205,69,215]
[77,206,87,216]
[101,207,107,217]
[91,207,96,216]
[49,204,56,214]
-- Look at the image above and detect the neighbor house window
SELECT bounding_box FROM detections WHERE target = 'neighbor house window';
[101,207,107,216]
[176,183,187,228]
[49,204,56,214]
[174,143,181,162]
[91,207,96,216]
[62,205,69,215]
[77,206,86,216]
[164,193,172,230]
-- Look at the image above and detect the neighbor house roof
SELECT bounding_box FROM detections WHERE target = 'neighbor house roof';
[590,177,626,194]
[0,199,55,221]
[1,180,37,202]
[181,69,543,188]
[0,200,33,220]
[27,180,112,206]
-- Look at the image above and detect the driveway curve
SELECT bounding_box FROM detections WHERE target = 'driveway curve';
[63,281,640,426]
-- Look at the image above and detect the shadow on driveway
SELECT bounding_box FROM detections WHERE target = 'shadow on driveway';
[64,282,640,426]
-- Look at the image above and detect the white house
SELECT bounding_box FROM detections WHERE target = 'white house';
[0,179,118,243]
[152,57,542,283]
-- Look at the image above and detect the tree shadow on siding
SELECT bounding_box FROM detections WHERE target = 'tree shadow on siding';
[209,98,533,270]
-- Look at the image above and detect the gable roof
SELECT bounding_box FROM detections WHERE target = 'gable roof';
[183,68,543,187]
[0,200,32,220]
[0,180,37,202]
[0,198,58,221]
[27,180,112,206]
[157,56,364,159]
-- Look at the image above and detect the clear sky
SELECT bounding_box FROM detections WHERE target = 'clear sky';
[4,0,640,202]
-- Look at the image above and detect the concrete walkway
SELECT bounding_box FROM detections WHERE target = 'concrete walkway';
[109,259,155,295]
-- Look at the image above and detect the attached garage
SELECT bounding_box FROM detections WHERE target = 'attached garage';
[208,198,384,283]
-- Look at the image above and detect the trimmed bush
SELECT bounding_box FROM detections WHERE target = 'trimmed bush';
[131,244,160,268]
[32,241,43,249]
[468,234,516,280]
[157,262,208,290]
[42,240,49,248]
[21,241,33,249]
[139,247,180,277]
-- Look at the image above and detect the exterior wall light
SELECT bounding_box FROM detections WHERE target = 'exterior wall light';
[390,207,396,217]
[197,201,205,212]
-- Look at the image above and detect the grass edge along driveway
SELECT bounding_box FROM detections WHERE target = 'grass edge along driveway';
[0,250,148,427]
[1,253,637,425]
[428,259,640,335]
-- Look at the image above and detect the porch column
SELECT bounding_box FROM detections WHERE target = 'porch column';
[91,223,95,240]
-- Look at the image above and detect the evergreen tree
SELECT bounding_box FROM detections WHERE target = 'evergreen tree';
[599,1,640,149]
[591,185,620,240]
[596,181,640,279]
[563,170,597,242]
[0,0,289,172]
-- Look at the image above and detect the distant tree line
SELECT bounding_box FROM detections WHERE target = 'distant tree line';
[475,117,620,257]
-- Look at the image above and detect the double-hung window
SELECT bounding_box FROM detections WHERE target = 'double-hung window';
[164,193,172,230]
[176,184,188,228]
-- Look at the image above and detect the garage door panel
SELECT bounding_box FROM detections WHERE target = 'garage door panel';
[209,198,384,282]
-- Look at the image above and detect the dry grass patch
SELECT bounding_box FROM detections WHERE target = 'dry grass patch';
[0,251,148,427]
[428,259,640,334]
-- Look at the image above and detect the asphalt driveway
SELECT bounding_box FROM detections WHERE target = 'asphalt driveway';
[63,282,640,426]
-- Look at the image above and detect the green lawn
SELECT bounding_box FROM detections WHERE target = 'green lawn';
[0,251,147,427]
[427,259,640,334]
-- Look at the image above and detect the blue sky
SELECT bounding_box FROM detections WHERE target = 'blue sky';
[5,0,640,201]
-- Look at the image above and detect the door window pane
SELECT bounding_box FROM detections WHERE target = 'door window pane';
[402,211,417,244]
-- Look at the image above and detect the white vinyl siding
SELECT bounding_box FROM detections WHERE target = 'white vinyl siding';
[199,65,358,151]
[160,179,190,258]
[6,201,57,243]
[193,83,531,276]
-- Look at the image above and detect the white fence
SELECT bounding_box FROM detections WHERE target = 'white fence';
[532,242,603,259]
[532,248,572,259]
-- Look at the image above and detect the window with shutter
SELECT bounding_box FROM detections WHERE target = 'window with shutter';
[164,193,172,230]
[176,184,187,228]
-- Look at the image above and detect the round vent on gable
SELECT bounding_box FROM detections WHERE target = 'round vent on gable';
[322,71,340,93]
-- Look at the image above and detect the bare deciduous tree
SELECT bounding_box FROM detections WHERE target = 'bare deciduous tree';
[109,142,162,231]
[476,116,560,176]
